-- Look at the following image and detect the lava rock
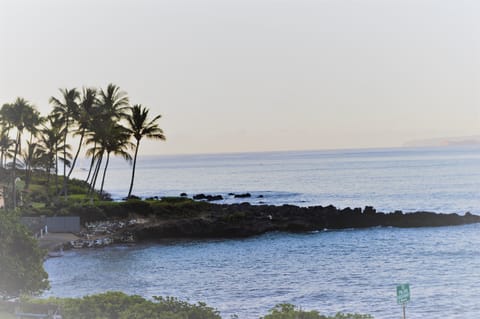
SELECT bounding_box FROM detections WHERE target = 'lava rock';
[234,193,251,198]
[193,194,223,201]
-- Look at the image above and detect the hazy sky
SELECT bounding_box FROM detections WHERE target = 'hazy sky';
[1,0,480,155]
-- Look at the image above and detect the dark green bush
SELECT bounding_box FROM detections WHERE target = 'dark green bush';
[97,202,130,219]
[121,199,153,216]
[69,205,106,223]
[34,292,221,319]
[262,304,373,319]
[160,196,193,204]
[31,295,373,319]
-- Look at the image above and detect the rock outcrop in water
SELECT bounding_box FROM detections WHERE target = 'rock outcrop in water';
[129,203,480,240]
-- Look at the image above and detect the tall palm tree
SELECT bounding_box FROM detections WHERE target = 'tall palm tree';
[68,87,97,178]
[37,115,70,197]
[0,98,38,209]
[22,113,43,188]
[95,121,133,197]
[85,140,103,196]
[22,141,38,189]
[83,104,105,185]
[50,88,80,199]
[97,83,129,120]
[0,127,14,169]
[125,104,165,198]
[84,84,129,197]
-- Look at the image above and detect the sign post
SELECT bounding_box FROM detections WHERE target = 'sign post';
[396,284,410,319]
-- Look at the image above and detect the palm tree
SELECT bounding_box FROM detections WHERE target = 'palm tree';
[84,84,129,197]
[97,83,129,120]
[125,104,165,198]
[0,98,38,209]
[22,141,38,189]
[37,115,70,197]
[101,125,132,196]
[83,105,105,185]
[68,87,97,178]
[85,140,103,196]
[50,88,80,199]
[22,113,43,189]
[93,120,133,197]
[0,127,14,169]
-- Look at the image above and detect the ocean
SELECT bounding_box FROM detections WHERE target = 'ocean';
[44,146,480,318]
[73,145,480,214]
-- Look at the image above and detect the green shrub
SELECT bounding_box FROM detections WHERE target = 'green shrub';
[69,205,106,223]
[0,211,49,297]
[149,200,210,219]
[262,304,373,319]
[94,202,128,219]
[33,292,221,319]
[159,197,192,204]
[120,199,153,216]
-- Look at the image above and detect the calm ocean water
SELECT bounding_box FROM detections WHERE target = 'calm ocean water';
[45,146,480,318]
[73,146,480,214]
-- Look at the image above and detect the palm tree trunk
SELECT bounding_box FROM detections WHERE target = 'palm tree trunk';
[89,153,103,203]
[86,156,96,184]
[63,119,68,200]
[68,128,85,178]
[99,152,110,196]
[46,159,52,196]
[11,131,21,210]
[89,153,103,194]
[25,165,31,190]
[85,142,97,183]
[27,133,33,183]
[127,140,140,198]
[55,142,59,196]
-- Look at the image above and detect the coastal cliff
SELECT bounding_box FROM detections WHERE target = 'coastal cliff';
[126,202,480,240]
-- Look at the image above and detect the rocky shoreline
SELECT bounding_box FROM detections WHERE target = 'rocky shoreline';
[128,202,480,241]
[47,201,480,251]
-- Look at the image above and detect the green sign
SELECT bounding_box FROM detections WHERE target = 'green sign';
[397,284,410,304]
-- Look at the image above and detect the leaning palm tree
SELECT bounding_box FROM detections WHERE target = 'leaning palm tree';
[50,88,80,199]
[125,104,165,198]
[98,122,133,196]
[68,87,97,178]
[83,84,129,196]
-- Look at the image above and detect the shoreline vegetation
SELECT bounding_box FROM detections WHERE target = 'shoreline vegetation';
[1,292,374,319]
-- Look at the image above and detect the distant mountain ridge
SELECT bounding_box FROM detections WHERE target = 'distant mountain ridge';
[404,135,480,147]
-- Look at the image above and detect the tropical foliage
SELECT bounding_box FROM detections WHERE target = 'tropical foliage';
[0,84,165,209]
[0,211,49,297]
[33,292,221,319]
[27,294,373,319]
[262,304,373,319]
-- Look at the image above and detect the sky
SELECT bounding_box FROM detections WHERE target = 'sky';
[1,0,480,155]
